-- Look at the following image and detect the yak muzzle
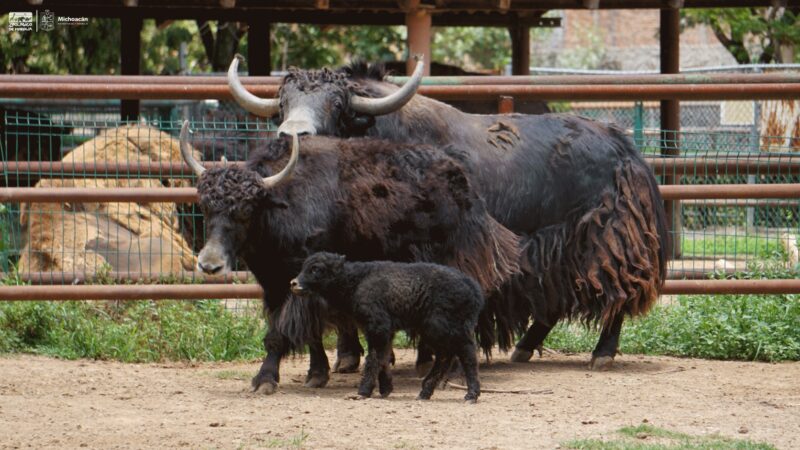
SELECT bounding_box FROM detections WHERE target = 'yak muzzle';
[197,241,230,275]
[289,278,305,295]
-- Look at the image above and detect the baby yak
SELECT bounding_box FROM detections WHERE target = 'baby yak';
[290,252,483,403]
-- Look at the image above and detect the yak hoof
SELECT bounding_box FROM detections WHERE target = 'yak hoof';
[304,372,330,389]
[588,355,615,371]
[254,379,278,395]
[510,347,534,363]
[333,354,360,373]
[346,394,369,400]
[415,361,434,378]
[464,397,478,404]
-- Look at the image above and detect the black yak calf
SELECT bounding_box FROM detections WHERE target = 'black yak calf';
[290,252,483,403]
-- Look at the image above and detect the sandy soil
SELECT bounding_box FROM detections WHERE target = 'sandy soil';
[1,350,798,450]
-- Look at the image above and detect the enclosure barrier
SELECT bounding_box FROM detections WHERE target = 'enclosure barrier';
[2,73,799,299]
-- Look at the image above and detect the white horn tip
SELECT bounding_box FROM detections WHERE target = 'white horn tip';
[234,53,245,63]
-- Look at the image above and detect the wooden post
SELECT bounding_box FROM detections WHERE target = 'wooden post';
[247,21,271,76]
[660,7,681,260]
[406,4,431,76]
[120,16,142,121]
[498,96,514,114]
[509,23,531,75]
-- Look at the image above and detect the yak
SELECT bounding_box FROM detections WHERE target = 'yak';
[179,121,521,394]
[289,252,483,403]
[226,55,670,373]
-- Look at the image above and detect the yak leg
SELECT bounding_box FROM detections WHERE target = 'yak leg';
[415,340,435,378]
[333,321,362,373]
[378,343,394,398]
[304,339,331,388]
[252,327,288,395]
[589,314,624,371]
[511,321,553,363]
[417,354,454,401]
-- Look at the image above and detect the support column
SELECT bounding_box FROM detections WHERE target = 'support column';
[247,21,271,76]
[120,16,142,121]
[406,5,431,76]
[509,24,531,75]
[660,7,681,260]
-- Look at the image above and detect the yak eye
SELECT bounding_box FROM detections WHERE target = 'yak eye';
[333,99,343,110]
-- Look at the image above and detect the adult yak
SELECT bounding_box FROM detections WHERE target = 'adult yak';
[179,122,521,394]
[227,55,670,371]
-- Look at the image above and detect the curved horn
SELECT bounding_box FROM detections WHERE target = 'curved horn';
[227,54,280,117]
[350,54,425,116]
[180,120,205,177]
[262,133,300,189]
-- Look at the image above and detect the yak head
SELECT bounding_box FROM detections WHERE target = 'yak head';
[227,54,425,138]
[289,251,345,296]
[180,121,299,275]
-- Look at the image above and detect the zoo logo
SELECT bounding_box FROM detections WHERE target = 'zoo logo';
[39,10,55,32]
[9,12,33,32]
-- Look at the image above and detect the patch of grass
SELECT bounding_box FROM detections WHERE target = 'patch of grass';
[265,429,309,449]
[681,235,784,259]
[0,300,265,362]
[544,292,800,362]
[564,424,776,450]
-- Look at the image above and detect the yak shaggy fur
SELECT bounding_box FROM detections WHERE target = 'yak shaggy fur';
[194,135,521,354]
[290,252,483,402]
[18,125,197,275]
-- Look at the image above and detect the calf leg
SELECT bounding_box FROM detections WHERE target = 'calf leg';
[378,345,394,398]
[511,321,553,363]
[252,327,288,395]
[457,342,481,404]
[589,313,624,371]
[333,321,362,373]
[357,333,391,399]
[304,339,331,388]
[417,354,454,401]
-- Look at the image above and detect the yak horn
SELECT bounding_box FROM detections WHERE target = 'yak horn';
[180,121,206,177]
[228,54,280,117]
[350,54,425,116]
[262,132,300,189]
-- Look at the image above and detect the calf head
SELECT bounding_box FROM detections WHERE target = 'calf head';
[180,121,298,275]
[227,55,425,138]
[290,252,345,295]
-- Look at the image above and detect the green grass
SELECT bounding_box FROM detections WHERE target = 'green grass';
[681,235,784,259]
[563,424,775,450]
[544,292,800,362]
[0,299,265,362]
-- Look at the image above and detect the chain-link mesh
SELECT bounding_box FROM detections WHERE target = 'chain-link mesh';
[1,93,799,295]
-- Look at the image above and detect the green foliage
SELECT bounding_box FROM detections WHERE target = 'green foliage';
[432,27,510,72]
[141,20,207,75]
[564,424,776,450]
[544,292,800,362]
[0,16,120,74]
[683,8,800,64]
[0,300,265,362]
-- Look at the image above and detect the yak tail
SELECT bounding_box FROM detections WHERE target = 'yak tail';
[493,156,669,348]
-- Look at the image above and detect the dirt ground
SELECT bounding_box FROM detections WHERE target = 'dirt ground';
[1,350,798,450]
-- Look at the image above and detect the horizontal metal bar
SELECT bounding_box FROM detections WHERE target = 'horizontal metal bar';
[1,279,798,301]
[4,271,252,285]
[0,187,198,203]
[2,184,799,203]
[0,284,262,301]
[6,158,800,180]
[659,184,800,200]
[7,72,800,86]
[1,83,798,101]
[0,269,728,285]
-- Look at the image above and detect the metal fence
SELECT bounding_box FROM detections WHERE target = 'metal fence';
[1,72,799,300]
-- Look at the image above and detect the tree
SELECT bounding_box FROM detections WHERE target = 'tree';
[683,7,800,64]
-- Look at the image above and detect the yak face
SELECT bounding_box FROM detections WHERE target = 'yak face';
[195,168,269,275]
[277,68,373,138]
[290,251,345,296]
[227,56,425,138]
